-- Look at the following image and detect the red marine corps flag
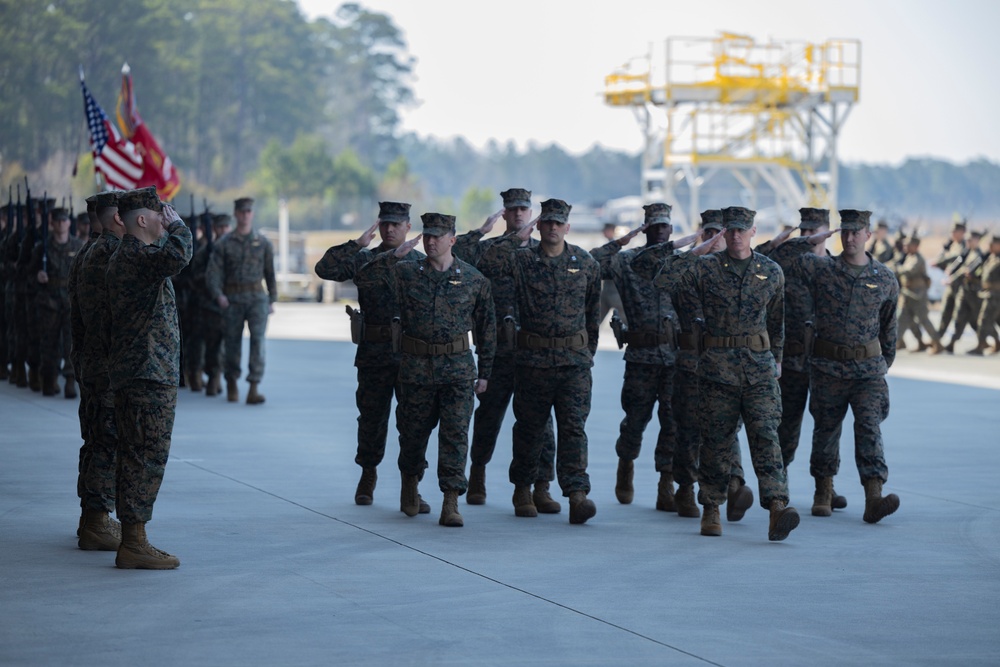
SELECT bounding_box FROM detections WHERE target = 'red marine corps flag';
[115,63,181,201]
[80,68,144,191]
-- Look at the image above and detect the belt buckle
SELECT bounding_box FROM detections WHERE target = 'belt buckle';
[854,347,866,361]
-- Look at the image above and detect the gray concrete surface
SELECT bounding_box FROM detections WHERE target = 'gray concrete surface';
[2,303,999,666]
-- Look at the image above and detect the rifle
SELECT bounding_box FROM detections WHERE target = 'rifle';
[3,185,10,244]
[40,191,49,273]
[202,198,213,252]
[15,184,23,241]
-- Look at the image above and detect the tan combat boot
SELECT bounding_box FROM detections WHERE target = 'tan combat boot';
[700,504,722,536]
[615,458,634,504]
[533,481,562,514]
[78,509,122,551]
[400,474,421,517]
[862,478,900,524]
[768,499,800,541]
[226,378,239,402]
[812,477,833,517]
[14,362,28,387]
[512,486,537,518]
[726,478,754,522]
[205,373,221,397]
[674,483,700,518]
[655,471,675,511]
[41,373,59,396]
[29,366,41,392]
[831,481,848,510]
[439,490,464,527]
[189,369,204,392]
[928,340,944,355]
[64,375,77,399]
[466,465,486,505]
[246,381,265,405]
[355,467,377,505]
[568,491,596,525]
[115,522,180,569]
[418,495,431,514]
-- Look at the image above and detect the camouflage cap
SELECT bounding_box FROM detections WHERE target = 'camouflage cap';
[118,186,162,214]
[95,191,121,211]
[539,198,572,224]
[838,209,872,231]
[969,228,985,239]
[85,195,98,212]
[213,213,233,228]
[700,209,724,231]
[50,208,70,221]
[905,232,921,245]
[990,233,1000,245]
[722,206,756,230]
[234,197,254,212]
[76,212,89,224]
[420,212,456,237]
[378,201,411,223]
[501,188,531,209]
[642,202,672,226]
[876,218,889,230]
[951,218,967,231]
[798,208,830,230]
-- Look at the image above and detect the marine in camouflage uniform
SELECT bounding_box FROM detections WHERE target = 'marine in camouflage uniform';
[453,188,557,511]
[682,206,799,541]
[205,197,277,404]
[943,230,986,350]
[866,220,896,265]
[932,219,968,340]
[31,208,84,396]
[381,212,496,527]
[70,192,124,550]
[105,187,192,568]
[175,217,205,390]
[0,207,9,380]
[188,214,231,396]
[969,235,1000,355]
[632,211,756,521]
[3,205,24,385]
[590,203,682,510]
[894,234,943,353]
[16,201,49,390]
[314,201,425,507]
[790,209,901,524]
[480,198,601,524]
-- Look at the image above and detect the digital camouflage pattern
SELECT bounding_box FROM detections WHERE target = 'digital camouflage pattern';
[189,239,227,379]
[686,251,785,386]
[792,244,898,484]
[315,239,425,470]
[388,255,496,493]
[614,362,677,473]
[32,235,84,379]
[481,236,601,495]
[975,250,1000,345]
[76,232,122,379]
[114,380,178,523]
[105,220,193,390]
[206,228,276,382]
[791,242,899,379]
[78,374,118,512]
[777,368,811,465]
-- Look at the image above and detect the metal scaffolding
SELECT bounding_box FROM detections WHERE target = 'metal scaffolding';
[604,32,860,229]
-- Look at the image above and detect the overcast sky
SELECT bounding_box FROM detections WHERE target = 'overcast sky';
[297,0,999,166]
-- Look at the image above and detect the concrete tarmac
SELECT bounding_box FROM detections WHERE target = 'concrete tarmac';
[1,303,999,666]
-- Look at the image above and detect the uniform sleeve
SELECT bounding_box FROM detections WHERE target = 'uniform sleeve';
[452,230,485,266]
[205,238,225,299]
[478,235,520,276]
[474,277,496,380]
[263,238,277,304]
[137,221,192,282]
[880,278,899,368]
[68,253,85,372]
[588,241,621,279]
[314,240,372,282]
[632,241,676,282]
[767,269,785,364]
[585,261,602,355]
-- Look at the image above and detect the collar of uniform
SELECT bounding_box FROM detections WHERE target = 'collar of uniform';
[836,252,880,277]
[418,258,462,275]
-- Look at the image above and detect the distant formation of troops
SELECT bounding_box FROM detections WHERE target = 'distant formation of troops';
[1,188,273,569]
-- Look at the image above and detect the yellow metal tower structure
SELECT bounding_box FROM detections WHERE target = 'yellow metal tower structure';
[604,32,860,229]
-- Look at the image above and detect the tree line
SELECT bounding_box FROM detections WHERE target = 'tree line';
[1,0,997,231]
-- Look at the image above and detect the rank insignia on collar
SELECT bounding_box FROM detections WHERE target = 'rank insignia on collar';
[567,268,580,274]
[755,274,768,280]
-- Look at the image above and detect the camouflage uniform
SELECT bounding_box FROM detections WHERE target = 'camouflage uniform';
[682,211,788,509]
[3,227,22,378]
[945,240,985,343]
[71,226,121,514]
[480,206,601,496]
[933,233,967,337]
[973,246,1000,349]
[894,247,940,345]
[18,218,44,377]
[789,220,899,484]
[383,216,496,493]
[32,235,85,385]
[175,233,205,384]
[590,231,678,475]
[106,207,192,524]
[205,227,277,384]
[314,235,424,470]
[454,228,556,483]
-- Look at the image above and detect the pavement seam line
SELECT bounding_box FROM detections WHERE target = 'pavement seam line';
[182,460,726,667]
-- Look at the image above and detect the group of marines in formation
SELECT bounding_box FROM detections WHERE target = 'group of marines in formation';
[318,188,996,540]
[0,188,275,569]
[866,219,1000,355]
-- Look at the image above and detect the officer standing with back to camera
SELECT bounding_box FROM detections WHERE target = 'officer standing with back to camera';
[314,201,427,510]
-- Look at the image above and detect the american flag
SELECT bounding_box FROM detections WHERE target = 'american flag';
[80,76,143,190]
